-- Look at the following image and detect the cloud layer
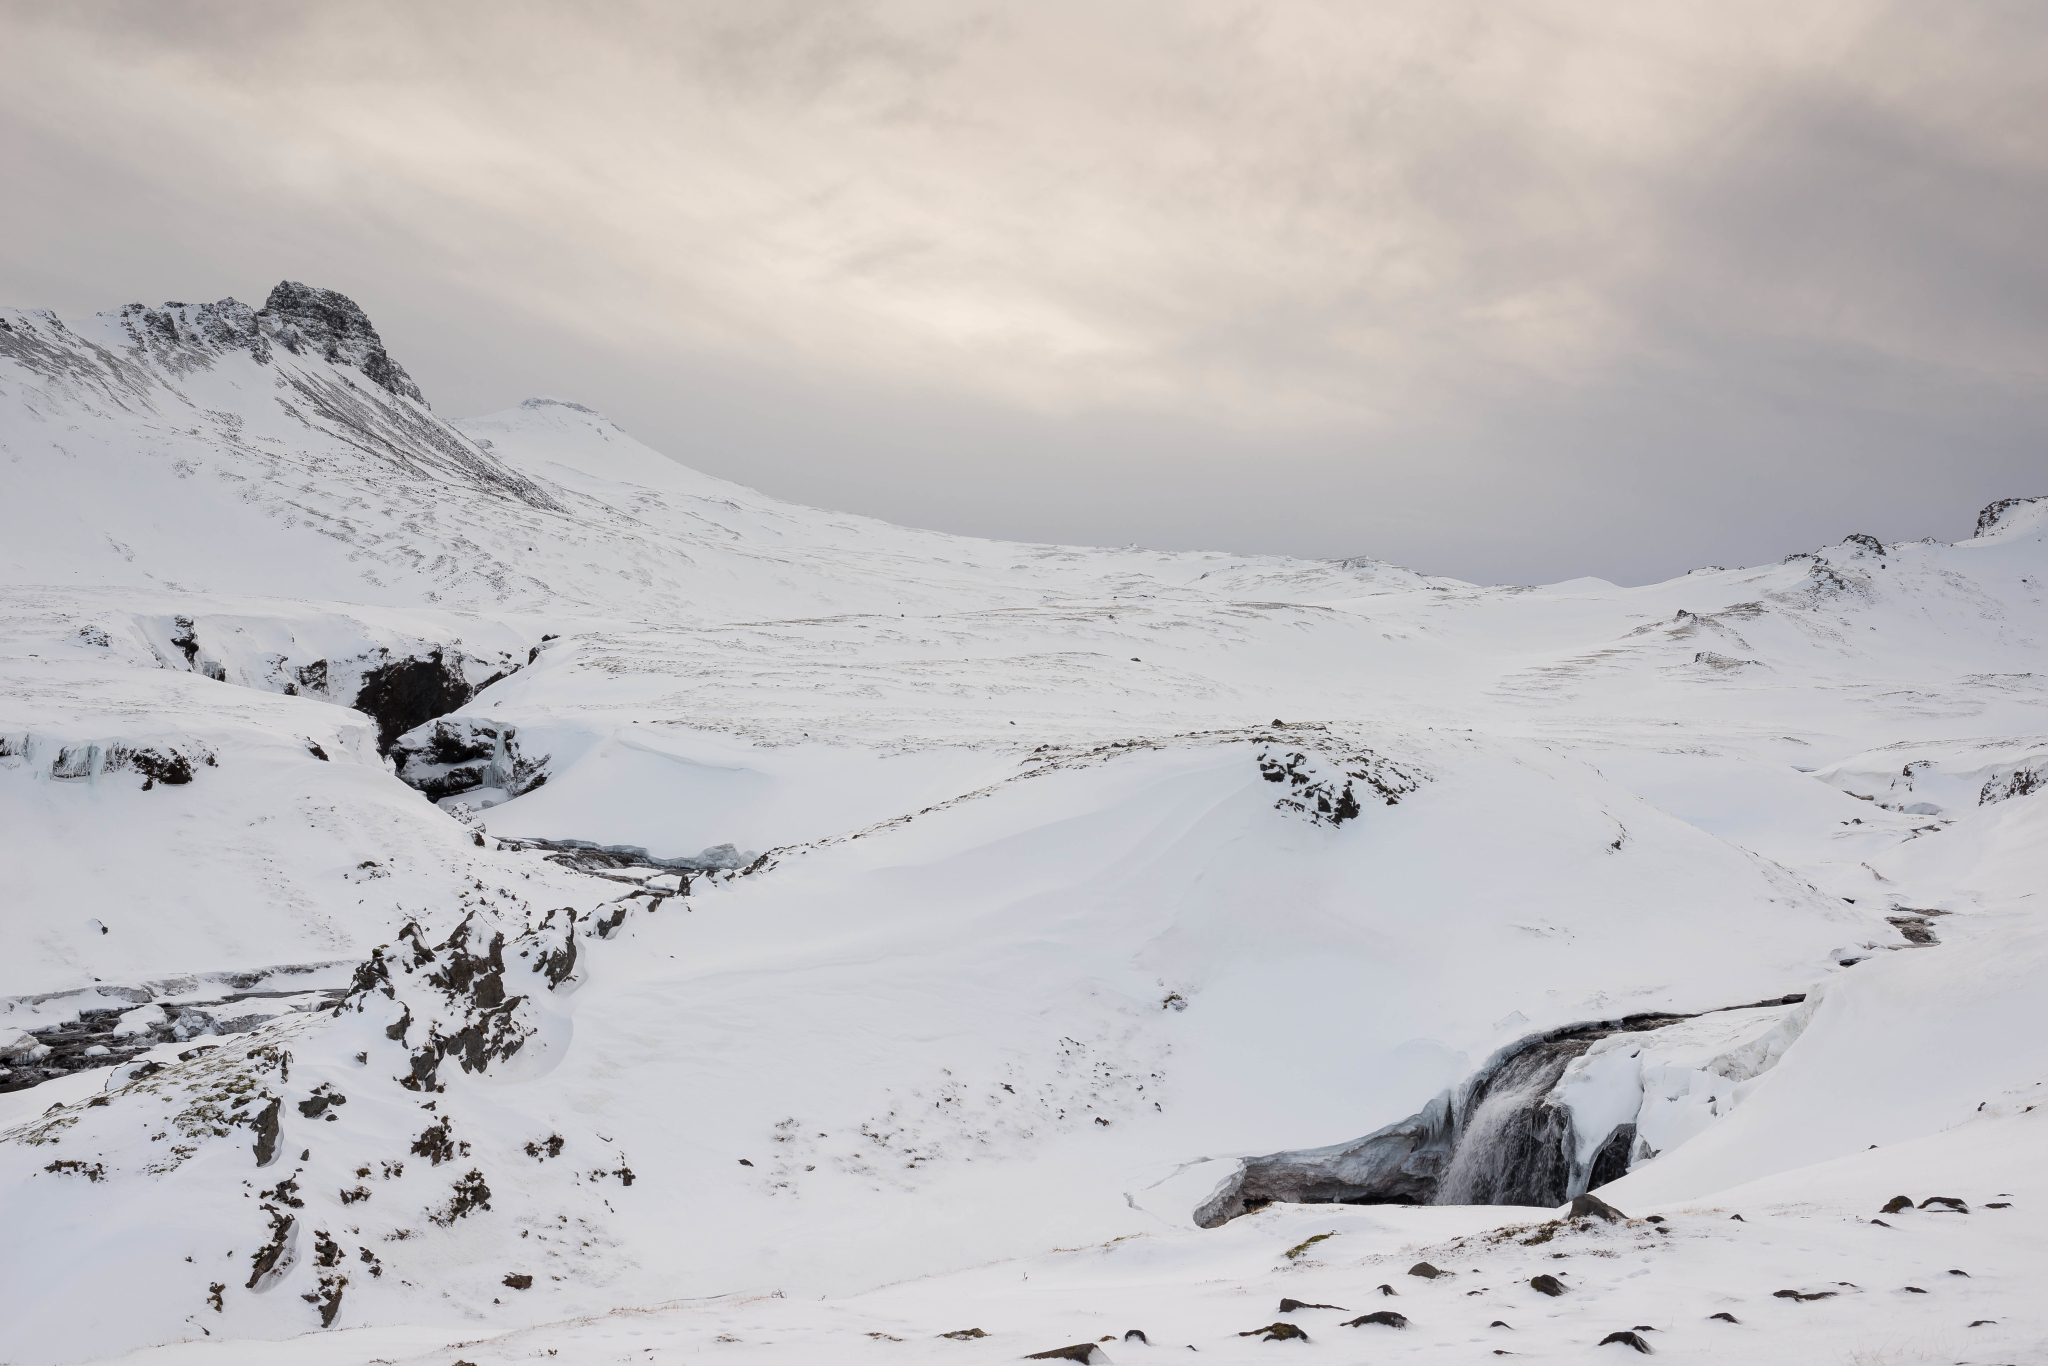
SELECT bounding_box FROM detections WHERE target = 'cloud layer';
[4,1,2044,582]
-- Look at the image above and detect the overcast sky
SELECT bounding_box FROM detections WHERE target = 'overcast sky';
[3,1,2044,584]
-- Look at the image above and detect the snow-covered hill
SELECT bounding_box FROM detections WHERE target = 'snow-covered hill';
[2,285,2044,1365]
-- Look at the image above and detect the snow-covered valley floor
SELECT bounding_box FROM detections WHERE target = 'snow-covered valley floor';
[2,286,2043,1365]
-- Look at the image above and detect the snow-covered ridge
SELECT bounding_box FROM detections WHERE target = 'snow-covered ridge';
[1,282,2045,1365]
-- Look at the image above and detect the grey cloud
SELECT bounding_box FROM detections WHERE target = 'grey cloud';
[0,0,2042,584]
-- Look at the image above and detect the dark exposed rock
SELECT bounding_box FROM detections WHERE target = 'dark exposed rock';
[411,1124,457,1166]
[1880,1195,1913,1213]
[303,1274,346,1327]
[939,1328,987,1339]
[1025,1345,1108,1361]
[1947,1268,1970,1276]
[1239,1322,1310,1342]
[1123,1330,1147,1343]
[1376,1284,1397,1295]
[1918,1196,1968,1213]
[390,717,549,801]
[1772,1290,1836,1301]
[1903,1286,1926,1293]
[1409,1262,1445,1278]
[1491,1320,1512,1328]
[1887,915,1939,946]
[1981,766,2046,805]
[251,1097,283,1166]
[503,1273,533,1289]
[246,1208,296,1290]
[262,282,424,403]
[1708,1313,1738,1323]
[1598,1330,1653,1353]
[1976,495,2047,537]
[298,1085,346,1119]
[355,651,473,756]
[1529,1275,1567,1297]
[1585,1123,1635,1191]
[1570,1193,1626,1222]
[1342,1311,1408,1329]
[207,1282,225,1312]
[1278,1299,1345,1313]
[1255,746,1420,828]
[428,1169,492,1225]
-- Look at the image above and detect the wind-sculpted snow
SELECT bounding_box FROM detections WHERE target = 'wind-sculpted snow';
[2,283,2046,1363]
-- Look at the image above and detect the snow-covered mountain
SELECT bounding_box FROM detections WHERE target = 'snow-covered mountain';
[2,285,2044,1366]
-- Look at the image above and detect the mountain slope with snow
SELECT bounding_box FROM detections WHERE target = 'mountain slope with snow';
[1,285,2044,1365]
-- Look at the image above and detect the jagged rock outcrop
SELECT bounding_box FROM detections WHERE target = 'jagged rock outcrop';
[260,281,424,404]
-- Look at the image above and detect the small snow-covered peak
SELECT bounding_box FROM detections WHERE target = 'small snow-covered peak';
[1972,495,2048,542]
[521,395,604,416]
[260,281,424,405]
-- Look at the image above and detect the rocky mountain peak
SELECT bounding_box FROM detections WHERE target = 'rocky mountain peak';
[260,281,425,406]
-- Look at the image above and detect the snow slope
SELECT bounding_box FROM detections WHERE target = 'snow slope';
[1,284,2044,1365]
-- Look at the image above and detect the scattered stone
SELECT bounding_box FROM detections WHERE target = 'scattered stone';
[1986,1202,2012,1209]
[1341,1311,1408,1330]
[1239,1322,1310,1342]
[1918,1196,1968,1213]
[1708,1313,1738,1323]
[1123,1330,1148,1344]
[427,1169,492,1226]
[1947,1269,1970,1277]
[1729,1214,1744,1221]
[1491,1321,1511,1328]
[1376,1284,1398,1296]
[298,1085,346,1119]
[1644,1215,1665,1224]
[411,1124,458,1166]
[301,1273,345,1327]
[246,1209,295,1290]
[1529,1275,1567,1297]
[1904,1287,1926,1293]
[1772,1290,1836,1301]
[1025,1345,1110,1362]
[1570,1193,1626,1222]
[1871,1219,1890,1227]
[1969,1320,1997,1327]
[503,1273,532,1290]
[1409,1262,1445,1279]
[1880,1196,1913,1214]
[1598,1330,1653,1353]
[939,1329,986,1340]
[1277,1299,1344,1313]
[251,1097,282,1166]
